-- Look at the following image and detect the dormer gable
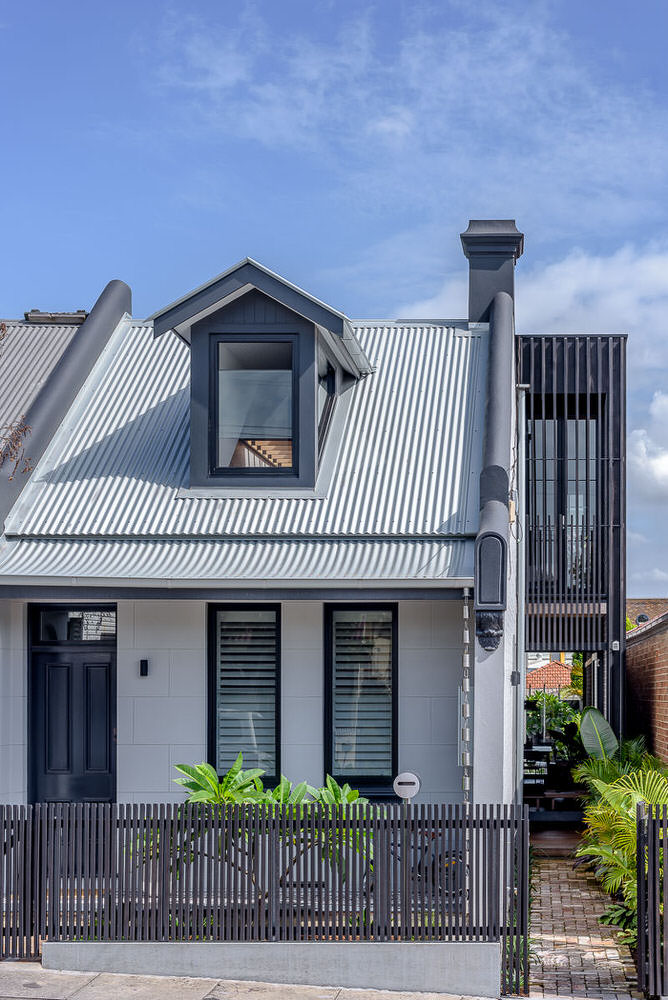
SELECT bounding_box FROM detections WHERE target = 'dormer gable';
[149,262,371,493]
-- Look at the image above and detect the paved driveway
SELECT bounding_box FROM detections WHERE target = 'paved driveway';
[0,964,483,1000]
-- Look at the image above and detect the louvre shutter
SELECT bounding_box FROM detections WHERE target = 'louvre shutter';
[331,609,394,778]
[215,608,279,777]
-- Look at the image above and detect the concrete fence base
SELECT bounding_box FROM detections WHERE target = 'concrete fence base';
[42,940,501,996]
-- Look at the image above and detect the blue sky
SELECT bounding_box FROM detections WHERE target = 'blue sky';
[2,0,668,594]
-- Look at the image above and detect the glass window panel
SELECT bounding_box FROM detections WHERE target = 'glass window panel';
[330,609,394,779]
[39,609,116,642]
[217,342,293,470]
[215,608,278,777]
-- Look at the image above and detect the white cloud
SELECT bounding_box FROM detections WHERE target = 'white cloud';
[629,392,668,502]
[402,243,668,594]
[147,3,668,237]
[401,243,668,368]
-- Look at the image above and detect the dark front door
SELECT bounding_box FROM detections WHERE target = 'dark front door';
[29,606,116,803]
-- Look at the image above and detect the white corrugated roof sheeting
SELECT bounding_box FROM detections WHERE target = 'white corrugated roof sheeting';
[5,320,487,542]
[0,322,78,427]
[0,537,473,585]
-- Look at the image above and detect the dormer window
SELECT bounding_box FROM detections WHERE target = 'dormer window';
[148,258,373,494]
[215,337,296,473]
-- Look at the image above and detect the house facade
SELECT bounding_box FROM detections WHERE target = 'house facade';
[0,220,626,810]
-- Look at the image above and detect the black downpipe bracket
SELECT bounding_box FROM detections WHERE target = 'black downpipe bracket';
[475,290,514,650]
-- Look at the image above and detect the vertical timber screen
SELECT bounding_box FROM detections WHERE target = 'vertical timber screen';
[0,802,529,995]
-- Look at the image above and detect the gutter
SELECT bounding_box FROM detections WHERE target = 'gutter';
[0,280,131,531]
[474,290,514,650]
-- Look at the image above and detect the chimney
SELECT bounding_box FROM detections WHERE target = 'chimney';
[460,220,524,322]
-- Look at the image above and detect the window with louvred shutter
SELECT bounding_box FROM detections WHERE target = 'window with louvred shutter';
[326,606,396,787]
[212,606,280,782]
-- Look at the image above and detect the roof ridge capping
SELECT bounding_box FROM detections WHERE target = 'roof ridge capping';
[0,279,131,532]
[149,258,372,374]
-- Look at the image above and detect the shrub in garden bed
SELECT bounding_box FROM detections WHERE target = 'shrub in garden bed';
[574,709,668,945]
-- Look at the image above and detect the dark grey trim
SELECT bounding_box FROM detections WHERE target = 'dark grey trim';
[0,586,468,600]
[0,280,131,531]
[474,291,514,614]
[152,260,345,339]
[189,299,318,489]
[208,602,281,786]
[460,220,524,323]
[324,602,398,792]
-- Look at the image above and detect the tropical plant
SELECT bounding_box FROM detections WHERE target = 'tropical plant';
[579,707,619,759]
[174,754,266,804]
[263,774,313,805]
[576,763,668,944]
[525,692,581,760]
[310,774,367,807]
[573,736,664,801]
[173,756,369,809]
[566,652,583,699]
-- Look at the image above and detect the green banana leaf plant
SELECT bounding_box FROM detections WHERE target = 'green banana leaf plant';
[172,756,371,895]
[577,767,668,944]
[173,754,266,804]
[579,707,619,759]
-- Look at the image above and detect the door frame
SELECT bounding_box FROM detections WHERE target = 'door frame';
[27,603,117,804]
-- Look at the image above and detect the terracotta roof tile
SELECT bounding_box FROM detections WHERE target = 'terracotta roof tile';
[527,660,572,693]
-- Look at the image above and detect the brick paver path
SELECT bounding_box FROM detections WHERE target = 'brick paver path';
[530,857,641,998]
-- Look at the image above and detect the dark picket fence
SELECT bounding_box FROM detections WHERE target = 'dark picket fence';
[637,803,668,997]
[0,802,529,995]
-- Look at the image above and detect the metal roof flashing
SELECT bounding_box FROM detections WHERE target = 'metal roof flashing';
[148,258,372,375]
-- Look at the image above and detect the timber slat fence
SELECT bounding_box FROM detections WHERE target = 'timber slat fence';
[637,803,668,997]
[1,802,529,995]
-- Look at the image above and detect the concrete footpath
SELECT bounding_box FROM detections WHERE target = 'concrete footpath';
[0,964,487,1000]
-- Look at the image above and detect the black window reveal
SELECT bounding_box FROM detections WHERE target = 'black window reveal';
[216,340,294,471]
[209,605,280,783]
[325,605,397,789]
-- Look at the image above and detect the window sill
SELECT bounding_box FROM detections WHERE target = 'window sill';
[177,485,327,499]
[181,385,353,501]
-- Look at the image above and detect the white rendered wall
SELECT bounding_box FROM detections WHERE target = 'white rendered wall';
[116,600,207,803]
[2,598,465,804]
[0,600,27,804]
[107,598,466,803]
[398,601,464,803]
[280,602,324,788]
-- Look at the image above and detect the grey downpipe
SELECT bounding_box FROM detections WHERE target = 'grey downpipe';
[474,290,514,650]
[515,385,528,800]
[0,279,132,530]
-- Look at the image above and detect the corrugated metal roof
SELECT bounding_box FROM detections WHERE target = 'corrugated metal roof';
[0,537,473,585]
[0,322,79,427]
[6,319,487,541]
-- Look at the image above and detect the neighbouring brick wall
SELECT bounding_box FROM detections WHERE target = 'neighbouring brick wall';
[626,613,668,761]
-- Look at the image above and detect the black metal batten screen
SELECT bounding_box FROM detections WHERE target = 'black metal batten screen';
[0,802,530,995]
[518,335,626,728]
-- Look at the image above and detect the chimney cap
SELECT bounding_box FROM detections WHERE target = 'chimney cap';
[460,220,524,261]
[24,309,88,325]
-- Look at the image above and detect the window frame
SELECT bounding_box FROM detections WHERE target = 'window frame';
[207,602,282,787]
[209,332,301,479]
[29,603,118,647]
[190,309,319,491]
[324,602,398,794]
